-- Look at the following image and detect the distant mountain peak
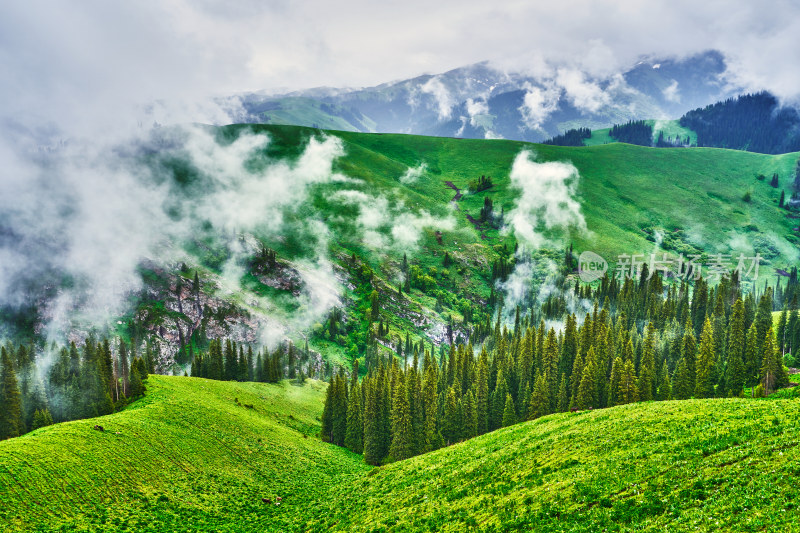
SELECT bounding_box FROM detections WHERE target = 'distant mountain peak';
[236,50,734,142]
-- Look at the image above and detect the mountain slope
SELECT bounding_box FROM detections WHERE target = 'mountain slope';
[13,124,798,369]
[0,376,368,532]
[2,376,799,532]
[311,395,800,532]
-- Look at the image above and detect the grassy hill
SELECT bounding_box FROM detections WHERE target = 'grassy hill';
[2,376,799,532]
[0,376,368,532]
[312,395,800,532]
[262,124,798,270]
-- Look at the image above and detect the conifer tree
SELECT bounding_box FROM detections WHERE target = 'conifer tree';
[422,362,440,451]
[527,373,549,420]
[542,328,559,411]
[362,377,383,465]
[556,375,569,413]
[501,393,517,427]
[476,348,489,434]
[0,348,23,440]
[31,408,53,430]
[490,369,508,430]
[673,358,692,400]
[617,360,639,405]
[725,303,746,398]
[389,375,413,460]
[129,365,145,399]
[694,318,716,398]
[681,320,697,390]
[332,375,348,447]
[744,323,760,387]
[320,376,335,443]
[344,380,364,454]
[656,360,671,401]
[608,357,623,406]
[573,354,596,410]
[442,387,460,445]
[760,327,787,395]
[638,324,656,401]
[462,390,477,438]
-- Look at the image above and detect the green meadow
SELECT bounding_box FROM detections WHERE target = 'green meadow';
[2,376,799,532]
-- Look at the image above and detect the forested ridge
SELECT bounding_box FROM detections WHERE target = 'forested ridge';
[319,262,800,465]
[680,92,800,154]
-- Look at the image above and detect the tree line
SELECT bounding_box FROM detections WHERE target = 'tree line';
[189,338,323,384]
[609,120,653,146]
[543,128,591,147]
[0,338,151,441]
[321,266,795,465]
[679,92,800,155]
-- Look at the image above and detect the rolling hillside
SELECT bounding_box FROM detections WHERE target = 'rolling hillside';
[2,376,798,532]
[0,376,368,532]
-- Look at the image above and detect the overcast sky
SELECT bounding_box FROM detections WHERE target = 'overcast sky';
[1,0,800,132]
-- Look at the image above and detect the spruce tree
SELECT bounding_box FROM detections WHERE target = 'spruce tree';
[760,327,787,395]
[608,357,623,406]
[672,358,692,400]
[0,348,23,440]
[681,321,697,391]
[332,375,348,447]
[476,348,489,434]
[744,323,760,387]
[442,387,460,445]
[638,324,656,401]
[501,393,517,427]
[462,390,478,438]
[31,408,53,430]
[617,360,639,405]
[542,328,559,411]
[129,365,145,399]
[572,355,596,410]
[527,373,549,420]
[320,376,335,443]
[656,360,671,401]
[363,376,382,465]
[694,318,716,398]
[389,375,413,460]
[556,375,569,413]
[422,363,440,452]
[490,369,508,430]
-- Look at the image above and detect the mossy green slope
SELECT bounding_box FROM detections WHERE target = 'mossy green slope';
[313,397,800,532]
[258,125,799,271]
[3,375,799,532]
[0,376,368,532]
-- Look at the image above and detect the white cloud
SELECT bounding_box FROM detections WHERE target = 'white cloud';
[555,68,610,114]
[399,162,428,184]
[518,82,561,130]
[662,79,681,103]
[330,190,456,252]
[465,98,489,126]
[504,150,587,249]
[420,76,455,121]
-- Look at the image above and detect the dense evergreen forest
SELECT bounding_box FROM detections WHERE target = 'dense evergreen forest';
[543,128,591,147]
[0,338,151,440]
[3,256,800,446]
[321,264,799,465]
[679,92,800,154]
[609,120,654,146]
[0,334,316,441]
